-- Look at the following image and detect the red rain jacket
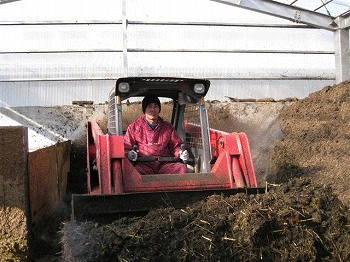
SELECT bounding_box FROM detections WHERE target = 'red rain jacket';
[124,115,183,158]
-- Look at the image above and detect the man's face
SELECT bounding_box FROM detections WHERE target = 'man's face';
[145,103,160,123]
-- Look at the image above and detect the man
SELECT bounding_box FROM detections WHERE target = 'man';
[124,94,189,175]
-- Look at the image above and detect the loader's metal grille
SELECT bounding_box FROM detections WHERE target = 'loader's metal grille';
[184,103,202,148]
[108,92,117,135]
[141,78,183,83]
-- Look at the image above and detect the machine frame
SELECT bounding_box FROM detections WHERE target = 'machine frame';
[72,77,260,222]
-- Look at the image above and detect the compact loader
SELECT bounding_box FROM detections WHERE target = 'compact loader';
[72,77,263,223]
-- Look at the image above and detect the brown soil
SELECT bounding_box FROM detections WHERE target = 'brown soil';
[270,81,350,206]
[61,81,350,262]
[0,208,28,261]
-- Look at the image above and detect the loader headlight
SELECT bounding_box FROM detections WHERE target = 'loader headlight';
[193,83,205,94]
[117,82,130,93]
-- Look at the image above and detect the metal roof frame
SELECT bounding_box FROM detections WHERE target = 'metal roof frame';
[211,0,350,30]
[0,0,20,5]
[212,0,350,83]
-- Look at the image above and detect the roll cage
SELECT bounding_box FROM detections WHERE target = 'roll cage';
[108,77,212,172]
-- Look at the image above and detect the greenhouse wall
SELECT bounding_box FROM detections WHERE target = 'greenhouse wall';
[0,0,337,106]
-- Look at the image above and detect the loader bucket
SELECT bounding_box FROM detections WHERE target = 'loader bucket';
[71,187,266,223]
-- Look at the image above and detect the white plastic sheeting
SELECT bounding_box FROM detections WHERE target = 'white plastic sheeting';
[0,79,335,107]
[0,0,338,106]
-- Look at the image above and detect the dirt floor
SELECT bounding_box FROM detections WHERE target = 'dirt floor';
[59,81,350,262]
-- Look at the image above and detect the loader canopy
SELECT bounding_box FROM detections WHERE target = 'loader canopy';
[114,77,210,102]
[108,77,213,173]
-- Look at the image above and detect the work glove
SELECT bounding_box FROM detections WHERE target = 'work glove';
[179,149,189,162]
[127,150,138,162]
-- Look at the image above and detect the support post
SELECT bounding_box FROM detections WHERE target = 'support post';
[116,94,123,135]
[122,0,128,77]
[334,17,350,84]
[199,97,211,173]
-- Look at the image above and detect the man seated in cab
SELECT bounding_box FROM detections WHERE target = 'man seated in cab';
[124,94,189,175]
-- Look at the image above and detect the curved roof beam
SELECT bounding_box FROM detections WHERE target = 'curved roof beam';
[211,0,339,31]
[0,0,21,4]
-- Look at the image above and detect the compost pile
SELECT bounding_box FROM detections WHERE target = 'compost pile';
[62,178,350,262]
[270,81,350,206]
[62,82,350,262]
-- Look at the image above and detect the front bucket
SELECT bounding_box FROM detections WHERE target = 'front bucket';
[71,188,266,223]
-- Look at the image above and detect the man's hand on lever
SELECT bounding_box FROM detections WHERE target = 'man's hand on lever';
[128,145,138,162]
[179,149,189,162]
